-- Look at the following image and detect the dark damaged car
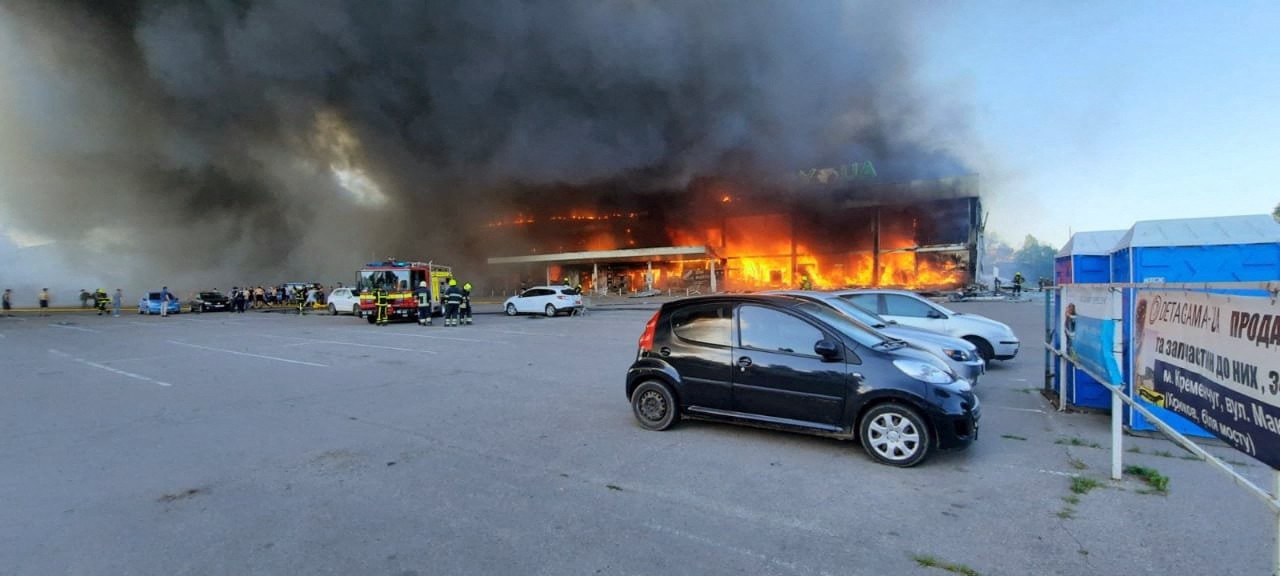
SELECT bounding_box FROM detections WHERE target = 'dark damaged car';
[625,295,979,467]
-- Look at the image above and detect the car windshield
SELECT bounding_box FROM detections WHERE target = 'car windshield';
[813,296,889,327]
[147,292,162,300]
[359,270,409,291]
[199,292,222,298]
[793,301,890,348]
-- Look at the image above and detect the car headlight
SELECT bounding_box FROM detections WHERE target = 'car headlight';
[942,348,971,362]
[893,359,955,384]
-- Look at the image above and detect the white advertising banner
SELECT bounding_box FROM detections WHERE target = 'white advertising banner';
[1134,290,1280,469]
[1060,285,1123,385]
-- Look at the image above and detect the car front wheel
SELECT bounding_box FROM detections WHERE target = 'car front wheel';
[329,304,338,316]
[631,381,678,431]
[352,305,360,317]
[860,403,930,467]
[963,336,994,363]
[506,303,517,316]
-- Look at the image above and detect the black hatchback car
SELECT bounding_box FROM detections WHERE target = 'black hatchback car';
[191,291,230,313]
[626,295,979,466]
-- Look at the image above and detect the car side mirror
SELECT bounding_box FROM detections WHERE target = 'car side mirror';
[814,339,841,361]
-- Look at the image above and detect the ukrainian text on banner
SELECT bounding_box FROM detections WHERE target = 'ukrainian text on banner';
[1060,285,1123,385]
[1135,290,1280,469]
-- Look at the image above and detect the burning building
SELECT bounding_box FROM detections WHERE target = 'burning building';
[484,173,983,294]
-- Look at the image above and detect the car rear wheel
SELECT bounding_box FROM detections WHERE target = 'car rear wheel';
[544,304,556,317]
[631,381,678,431]
[860,403,930,467]
[964,336,994,363]
[505,303,517,316]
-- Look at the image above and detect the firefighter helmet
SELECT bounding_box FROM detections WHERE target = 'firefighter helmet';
[419,281,428,287]
[448,278,457,286]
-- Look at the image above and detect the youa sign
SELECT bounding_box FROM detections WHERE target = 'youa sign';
[793,161,877,186]
[1135,290,1280,469]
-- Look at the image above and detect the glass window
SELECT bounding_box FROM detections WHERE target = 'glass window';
[738,305,824,356]
[844,293,880,314]
[794,301,886,349]
[671,304,732,347]
[883,294,940,318]
[561,288,581,296]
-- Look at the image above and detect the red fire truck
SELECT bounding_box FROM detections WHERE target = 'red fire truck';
[356,260,453,323]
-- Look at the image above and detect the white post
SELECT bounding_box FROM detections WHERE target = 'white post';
[545,266,550,286]
[647,261,653,292]
[593,262,599,295]
[1112,388,1123,480]
[1274,470,1280,576]
[710,259,717,293]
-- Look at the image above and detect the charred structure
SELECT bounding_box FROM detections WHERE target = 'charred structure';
[485,175,982,293]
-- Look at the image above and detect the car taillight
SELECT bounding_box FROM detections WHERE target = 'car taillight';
[638,310,660,352]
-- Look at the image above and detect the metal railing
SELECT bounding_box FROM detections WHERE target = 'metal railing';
[1045,281,1280,574]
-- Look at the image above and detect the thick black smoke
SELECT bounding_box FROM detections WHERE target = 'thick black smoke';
[0,0,970,294]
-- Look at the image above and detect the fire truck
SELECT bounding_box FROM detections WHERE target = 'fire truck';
[356,260,453,323]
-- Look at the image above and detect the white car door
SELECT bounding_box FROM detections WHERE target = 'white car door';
[880,293,953,335]
[516,289,540,313]
[532,288,556,313]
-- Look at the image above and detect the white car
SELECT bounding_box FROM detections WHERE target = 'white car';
[327,287,362,316]
[504,286,583,317]
[836,289,1019,362]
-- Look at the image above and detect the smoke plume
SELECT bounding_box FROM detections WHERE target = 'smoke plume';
[0,0,971,295]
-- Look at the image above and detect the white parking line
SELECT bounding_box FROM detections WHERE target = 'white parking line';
[323,328,497,344]
[469,328,566,337]
[274,335,437,354]
[986,405,1047,414]
[48,323,102,333]
[49,348,172,387]
[167,340,329,367]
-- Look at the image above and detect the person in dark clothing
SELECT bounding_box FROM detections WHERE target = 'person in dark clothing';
[414,281,433,326]
[460,282,473,325]
[443,279,463,327]
[94,288,109,316]
[374,287,390,326]
[1012,272,1024,298]
[2,289,11,316]
[294,285,308,315]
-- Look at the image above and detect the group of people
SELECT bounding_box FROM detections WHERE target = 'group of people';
[224,284,328,310]
[4,287,123,317]
[369,278,473,327]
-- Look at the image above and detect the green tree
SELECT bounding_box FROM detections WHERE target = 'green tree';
[1011,234,1057,282]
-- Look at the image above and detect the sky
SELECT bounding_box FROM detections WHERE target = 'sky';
[916,0,1280,247]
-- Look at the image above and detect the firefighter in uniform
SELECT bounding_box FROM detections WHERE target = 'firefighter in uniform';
[1012,272,1024,298]
[294,285,308,315]
[443,278,463,327]
[374,286,390,326]
[460,282,473,325]
[414,281,433,326]
[94,288,109,316]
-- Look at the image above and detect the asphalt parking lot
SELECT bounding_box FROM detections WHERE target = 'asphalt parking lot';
[1,300,1273,575]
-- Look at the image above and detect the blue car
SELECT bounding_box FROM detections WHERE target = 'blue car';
[138,292,181,315]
